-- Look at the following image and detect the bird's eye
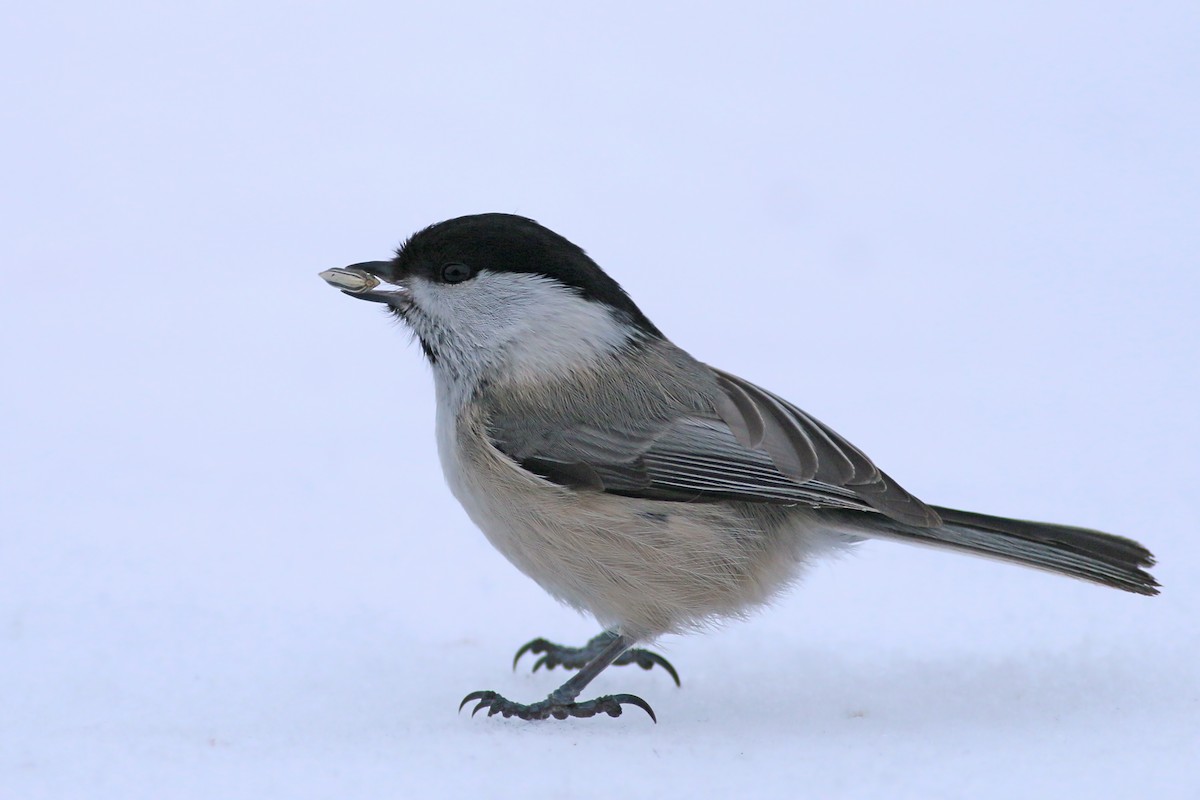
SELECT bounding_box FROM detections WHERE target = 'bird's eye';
[440,262,475,284]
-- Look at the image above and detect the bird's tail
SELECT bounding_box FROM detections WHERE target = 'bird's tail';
[829,505,1159,595]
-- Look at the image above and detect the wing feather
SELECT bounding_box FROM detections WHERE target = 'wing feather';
[487,365,940,527]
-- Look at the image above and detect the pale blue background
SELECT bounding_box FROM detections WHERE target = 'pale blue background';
[3,3,1197,798]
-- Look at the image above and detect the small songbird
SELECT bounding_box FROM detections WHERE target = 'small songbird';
[319,213,1157,722]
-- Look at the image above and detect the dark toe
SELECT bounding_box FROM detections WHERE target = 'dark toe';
[609,694,657,722]
[459,690,499,713]
[511,638,553,670]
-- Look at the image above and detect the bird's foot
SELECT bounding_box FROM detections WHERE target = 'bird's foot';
[459,690,656,722]
[512,633,681,686]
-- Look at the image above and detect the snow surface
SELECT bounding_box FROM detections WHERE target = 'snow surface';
[3,3,1198,798]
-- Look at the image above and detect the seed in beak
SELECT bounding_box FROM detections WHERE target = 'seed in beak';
[319,268,381,294]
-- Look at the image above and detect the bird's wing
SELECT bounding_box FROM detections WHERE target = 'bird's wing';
[487,366,941,527]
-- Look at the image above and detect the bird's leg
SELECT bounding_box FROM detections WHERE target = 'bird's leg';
[512,630,681,686]
[461,633,657,721]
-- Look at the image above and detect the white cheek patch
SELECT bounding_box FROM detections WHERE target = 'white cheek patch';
[408,270,635,386]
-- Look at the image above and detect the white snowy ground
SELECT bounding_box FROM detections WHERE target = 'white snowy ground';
[3,3,1198,798]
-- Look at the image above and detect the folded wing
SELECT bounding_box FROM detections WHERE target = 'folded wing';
[489,366,941,528]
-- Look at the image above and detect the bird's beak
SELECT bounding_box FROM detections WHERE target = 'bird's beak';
[318,262,411,307]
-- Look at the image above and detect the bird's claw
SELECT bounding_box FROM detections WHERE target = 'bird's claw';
[511,637,554,670]
[459,690,656,722]
[616,649,681,687]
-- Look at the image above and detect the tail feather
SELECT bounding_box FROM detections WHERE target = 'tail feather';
[825,505,1159,596]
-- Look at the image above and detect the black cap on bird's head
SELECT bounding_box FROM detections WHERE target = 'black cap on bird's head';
[320,213,663,339]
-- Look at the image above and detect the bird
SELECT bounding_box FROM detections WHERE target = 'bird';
[319,212,1157,722]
